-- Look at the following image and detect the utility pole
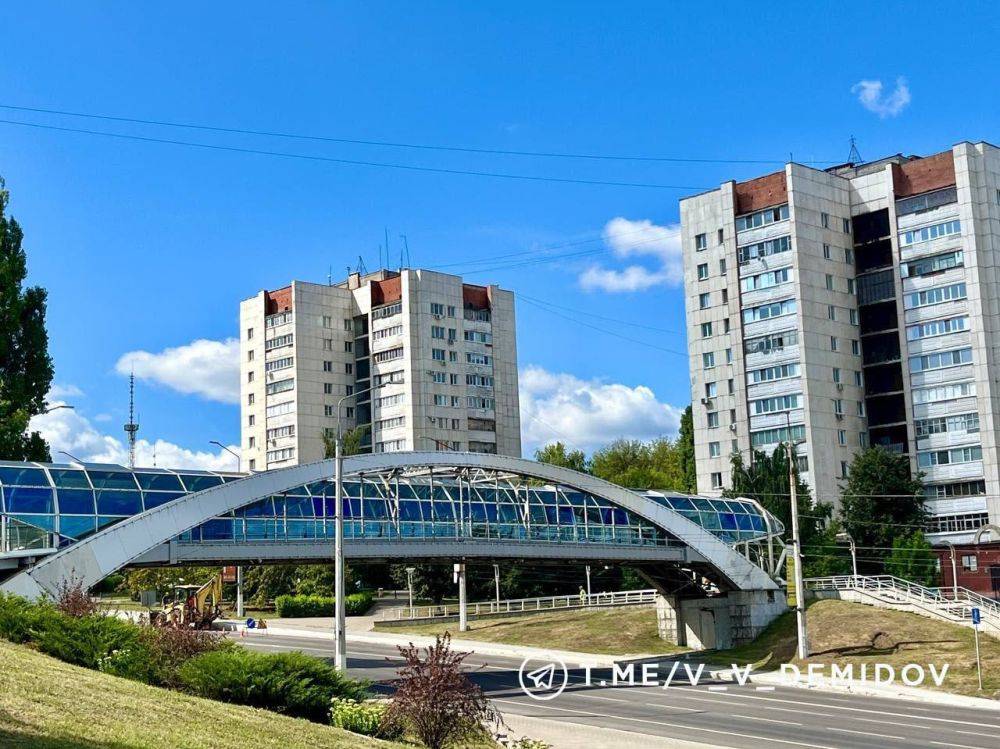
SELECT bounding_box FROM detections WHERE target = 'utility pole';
[455,563,467,632]
[786,439,809,660]
[332,383,382,672]
[210,440,244,618]
[944,541,958,600]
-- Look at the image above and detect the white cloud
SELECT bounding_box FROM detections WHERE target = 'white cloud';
[852,77,911,118]
[116,338,240,404]
[30,393,239,471]
[579,217,682,293]
[49,383,84,400]
[519,365,683,455]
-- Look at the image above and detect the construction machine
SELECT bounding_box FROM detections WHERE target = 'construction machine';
[151,570,224,629]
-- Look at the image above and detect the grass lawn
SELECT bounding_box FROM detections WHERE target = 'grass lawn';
[0,639,408,749]
[376,605,689,656]
[706,598,1000,699]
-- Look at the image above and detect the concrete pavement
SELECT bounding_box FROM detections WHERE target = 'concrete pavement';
[237,629,1000,749]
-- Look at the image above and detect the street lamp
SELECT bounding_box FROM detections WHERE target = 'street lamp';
[58,450,84,463]
[209,441,242,473]
[332,382,383,672]
[41,404,74,414]
[835,531,857,579]
[943,540,958,601]
[210,441,244,617]
[783,411,809,660]
[405,567,416,610]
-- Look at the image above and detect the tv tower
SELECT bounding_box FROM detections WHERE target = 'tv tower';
[124,371,139,468]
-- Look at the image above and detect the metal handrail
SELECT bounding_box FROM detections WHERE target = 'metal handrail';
[806,575,1000,620]
[377,588,658,622]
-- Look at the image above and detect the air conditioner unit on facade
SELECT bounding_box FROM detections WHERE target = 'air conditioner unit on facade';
[836,382,844,391]
[729,423,738,432]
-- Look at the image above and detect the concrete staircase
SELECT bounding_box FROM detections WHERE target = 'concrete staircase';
[806,575,1000,639]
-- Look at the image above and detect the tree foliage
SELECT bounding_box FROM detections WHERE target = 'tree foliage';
[589,437,685,490]
[840,447,926,574]
[390,564,454,605]
[885,531,938,587]
[533,441,587,473]
[322,424,369,458]
[677,405,697,493]
[0,177,54,461]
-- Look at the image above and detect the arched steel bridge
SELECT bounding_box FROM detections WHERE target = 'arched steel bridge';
[0,452,782,599]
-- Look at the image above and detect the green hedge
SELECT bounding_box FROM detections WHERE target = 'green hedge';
[274,591,373,618]
[178,648,368,721]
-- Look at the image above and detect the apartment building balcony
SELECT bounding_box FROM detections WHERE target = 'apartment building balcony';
[743,344,800,371]
[909,363,975,389]
[920,461,985,483]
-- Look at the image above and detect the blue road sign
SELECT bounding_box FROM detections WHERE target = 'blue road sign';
[971,607,981,625]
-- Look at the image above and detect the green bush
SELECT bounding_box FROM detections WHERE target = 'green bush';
[274,592,373,618]
[99,626,230,687]
[0,592,43,643]
[330,697,403,739]
[31,608,139,669]
[178,648,368,721]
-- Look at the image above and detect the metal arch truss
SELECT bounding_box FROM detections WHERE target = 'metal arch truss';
[1,452,781,599]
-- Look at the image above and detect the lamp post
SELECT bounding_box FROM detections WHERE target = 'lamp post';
[783,412,809,660]
[405,567,416,611]
[41,404,75,414]
[210,441,244,617]
[835,531,857,580]
[943,541,958,600]
[332,382,382,672]
[58,450,84,463]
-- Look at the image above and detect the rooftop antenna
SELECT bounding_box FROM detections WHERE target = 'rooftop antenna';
[356,255,368,276]
[384,227,392,270]
[848,135,863,166]
[400,234,411,267]
[124,371,139,469]
[327,265,333,286]
[152,442,157,467]
[377,244,383,269]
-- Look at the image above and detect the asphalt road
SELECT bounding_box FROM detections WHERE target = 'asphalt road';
[240,632,1000,749]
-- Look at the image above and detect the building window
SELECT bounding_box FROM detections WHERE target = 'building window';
[466,352,492,366]
[373,346,404,364]
[447,305,456,317]
[752,393,802,414]
[828,305,836,321]
[899,219,961,248]
[247,327,254,340]
[718,228,724,245]
[823,243,831,259]
[695,233,707,251]
[432,325,445,339]
[739,235,791,264]
[248,459,255,471]
[719,258,727,275]
[711,472,723,489]
[740,267,792,292]
[838,429,846,445]
[265,333,293,351]
[742,298,796,323]
[266,446,295,462]
[703,352,715,369]
[909,347,972,373]
[345,362,353,374]
[266,378,294,395]
[430,302,445,316]
[247,349,254,362]
[845,248,854,264]
[906,316,970,341]
[821,212,830,229]
[705,382,717,398]
[727,378,734,394]
[324,383,333,394]
[701,322,712,338]
[748,362,801,384]
[840,461,849,479]
[961,555,978,572]
[248,414,255,426]
[431,371,446,384]
[825,273,834,291]
[721,288,728,303]
[697,263,709,280]
[723,318,731,333]
[265,356,293,373]
[725,348,733,364]
[842,217,851,234]
[851,340,860,356]
[847,278,856,295]
[735,204,788,231]
[849,309,859,326]
[832,367,841,383]
[901,249,964,278]
[918,445,983,468]
[247,371,254,383]
[831,336,838,351]
[709,441,721,458]
[322,360,332,372]
[322,338,333,351]
[699,292,710,309]
[432,348,445,361]
[833,398,843,415]
[707,412,719,428]
[247,393,254,405]
[854,371,863,387]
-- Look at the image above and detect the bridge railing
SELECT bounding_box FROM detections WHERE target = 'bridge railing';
[1,516,56,555]
[806,575,1000,618]
[376,588,658,622]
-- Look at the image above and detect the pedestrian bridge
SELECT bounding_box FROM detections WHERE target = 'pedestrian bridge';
[0,452,782,600]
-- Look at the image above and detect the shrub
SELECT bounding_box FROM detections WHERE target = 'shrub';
[386,633,501,749]
[178,648,368,721]
[330,697,403,740]
[274,591,373,618]
[0,592,43,643]
[99,626,229,687]
[31,609,139,669]
[54,576,99,618]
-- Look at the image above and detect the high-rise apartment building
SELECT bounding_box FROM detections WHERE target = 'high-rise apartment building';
[681,141,1000,542]
[240,269,521,471]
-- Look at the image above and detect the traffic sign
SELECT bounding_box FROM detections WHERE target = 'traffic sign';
[971,607,981,625]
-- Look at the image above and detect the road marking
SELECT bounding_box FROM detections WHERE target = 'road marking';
[755,686,775,691]
[710,689,1000,729]
[707,686,728,691]
[827,726,907,741]
[493,698,839,749]
[642,702,702,713]
[735,715,803,727]
[930,742,982,749]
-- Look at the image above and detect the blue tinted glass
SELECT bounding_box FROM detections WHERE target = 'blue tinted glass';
[97,516,125,530]
[10,513,54,531]
[5,486,54,513]
[612,508,628,525]
[470,502,487,521]
[736,514,754,531]
[180,474,223,492]
[433,501,455,520]
[133,472,184,491]
[0,467,50,487]
[201,519,233,540]
[95,490,142,515]
[59,515,96,538]
[143,492,183,509]
[691,498,714,511]
[720,513,738,530]
[284,497,313,517]
[285,484,310,497]
[666,496,696,511]
[56,488,94,514]
[49,469,91,489]
[557,506,575,524]
[398,500,422,521]
[87,471,138,490]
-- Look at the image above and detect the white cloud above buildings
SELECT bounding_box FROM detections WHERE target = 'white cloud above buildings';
[519,365,683,454]
[30,393,239,471]
[579,217,683,293]
[852,77,911,118]
[116,338,240,404]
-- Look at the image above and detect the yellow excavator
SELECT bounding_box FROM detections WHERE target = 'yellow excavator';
[151,571,224,629]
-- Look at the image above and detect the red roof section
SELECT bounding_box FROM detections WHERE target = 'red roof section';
[892,151,956,198]
[734,171,787,215]
[265,286,292,314]
[371,276,402,306]
[462,284,490,310]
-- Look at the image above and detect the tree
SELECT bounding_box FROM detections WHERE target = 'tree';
[391,563,454,605]
[534,441,587,473]
[885,531,938,587]
[119,566,220,598]
[677,405,697,493]
[840,447,926,574]
[0,178,54,461]
[590,437,685,490]
[322,424,369,458]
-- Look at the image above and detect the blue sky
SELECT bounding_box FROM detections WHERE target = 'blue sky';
[2,3,997,468]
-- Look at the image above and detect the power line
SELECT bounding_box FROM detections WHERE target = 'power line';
[0,118,703,190]
[0,103,837,166]
[517,292,685,335]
